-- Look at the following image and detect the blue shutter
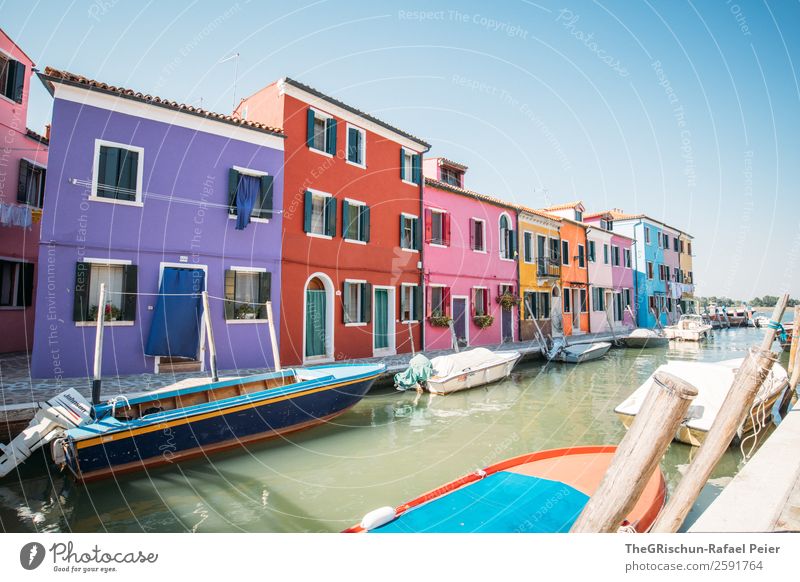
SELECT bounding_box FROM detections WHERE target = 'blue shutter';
[399,215,406,248]
[413,217,421,250]
[399,148,405,180]
[361,205,370,242]
[361,283,372,323]
[306,109,315,148]
[326,118,337,155]
[228,169,240,212]
[412,154,421,184]
[303,190,313,232]
[342,200,350,238]
[257,175,274,219]
[325,197,337,237]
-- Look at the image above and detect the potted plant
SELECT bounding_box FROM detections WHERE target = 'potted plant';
[429,314,453,328]
[497,292,521,311]
[88,303,122,322]
[473,314,494,329]
[235,304,258,320]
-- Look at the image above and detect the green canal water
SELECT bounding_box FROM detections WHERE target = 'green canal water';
[0,326,791,533]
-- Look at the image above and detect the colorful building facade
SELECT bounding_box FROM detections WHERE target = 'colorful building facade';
[422,159,518,350]
[237,78,429,365]
[0,28,49,354]
[544,202,589,335]
[662,225,681,323]
[517,208,561,340]
[30,68,285,378]
[585,224,614,333]
[678,232,696,314]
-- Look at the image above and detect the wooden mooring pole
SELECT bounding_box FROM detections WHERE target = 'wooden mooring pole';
[266,300,281,372]
[650,293,790,533]
[570,371,698,533]
[201,291,218,382]
[788,305,800,378]
[91,283,107,406]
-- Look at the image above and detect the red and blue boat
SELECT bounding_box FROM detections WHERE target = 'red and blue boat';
[52,363,384,482]
[345,446,665,533]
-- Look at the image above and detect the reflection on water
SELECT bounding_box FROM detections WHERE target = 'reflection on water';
[0,327,789,533]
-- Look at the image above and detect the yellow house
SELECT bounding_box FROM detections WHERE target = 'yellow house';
[518,207,562,340]
[678,232,696,314]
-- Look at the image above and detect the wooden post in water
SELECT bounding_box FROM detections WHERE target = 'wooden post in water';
[265,300,281,372]
[407,321,415,356]
[570,371,698,533]
[91,283,107,406]
[788,306,800,377]
[201,291,218,382]
[650,294,789,533]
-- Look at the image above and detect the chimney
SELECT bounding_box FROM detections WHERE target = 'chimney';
[45,124,51,141]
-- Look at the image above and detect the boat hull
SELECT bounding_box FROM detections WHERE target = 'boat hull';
[621,336,669,349]
[663,328,709,341]
[426,353,521,395]
[557,342,611,363]
[65,372,379,482]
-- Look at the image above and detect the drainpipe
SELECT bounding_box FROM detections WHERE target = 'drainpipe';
[515,208,522,343]
[631,219,644,327]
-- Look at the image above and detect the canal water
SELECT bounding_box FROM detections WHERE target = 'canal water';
[0,326,791,533]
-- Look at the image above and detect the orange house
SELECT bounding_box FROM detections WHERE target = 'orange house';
[543,202,590,335]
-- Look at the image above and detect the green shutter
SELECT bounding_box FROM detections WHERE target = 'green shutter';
[342,282,350,323]
[257,272,272,319]
[412,154,421,184]
[361,283,372,323]
[228,169,240,213]
[257,175,274,219]
[73,262,91,321]
[306,108,315,148]
[413,217,421,250]
[342,200,350,239]
[326,117,337,155]
[17,159,31,204]
[400,286,407,320]
[325,197,337,237]
[399,148,405,179]
[224,270,236,320]
[399,215,406,248]
[360,205,370,242]
[510,230,517,257]
[122,264,137,321]
[414,285,423,321]
[303,190,313,232]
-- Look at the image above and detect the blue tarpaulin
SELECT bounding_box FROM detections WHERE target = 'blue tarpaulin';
[235,174,260,230]
[373,472,589,533]
[145,268,205,358]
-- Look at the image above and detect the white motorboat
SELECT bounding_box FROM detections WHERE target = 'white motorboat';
[620,328,669,349]
[663,314,713,341]
[614,358,790,447]
[426,348,522,395]
[551,341,612,363]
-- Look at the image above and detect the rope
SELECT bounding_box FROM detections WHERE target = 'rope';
[109,395,131,417]
[103,291,267,306]
[766,320,788,343]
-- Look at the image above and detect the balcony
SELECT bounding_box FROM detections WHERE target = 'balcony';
[536,257,561,278]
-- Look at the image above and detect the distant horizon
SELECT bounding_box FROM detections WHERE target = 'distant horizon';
[3,1,798,298]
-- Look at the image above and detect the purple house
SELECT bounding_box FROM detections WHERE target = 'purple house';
[30,68,285,379]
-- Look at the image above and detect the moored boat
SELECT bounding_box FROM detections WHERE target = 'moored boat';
[663,314,712,341]
[614,358,789,447]
[425,348,521,395]
[344,446,666,533]
[620,328,669,349]
[552,341,612,363]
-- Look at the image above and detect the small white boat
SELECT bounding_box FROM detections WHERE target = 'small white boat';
[614,358,790,447]
[663,314,713,341]
[620,328,669,349]
[551,341,612,363]
[426,348,522,395]
[753,316,771,328]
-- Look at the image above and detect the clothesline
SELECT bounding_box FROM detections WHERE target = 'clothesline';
[104,290,271,305]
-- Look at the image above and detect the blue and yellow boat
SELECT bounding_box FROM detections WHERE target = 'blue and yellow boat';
[55,363,384,482]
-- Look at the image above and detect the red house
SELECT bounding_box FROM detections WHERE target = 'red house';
[237,78,429,365]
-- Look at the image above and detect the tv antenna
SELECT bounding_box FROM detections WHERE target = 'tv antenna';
[219,52,240,111]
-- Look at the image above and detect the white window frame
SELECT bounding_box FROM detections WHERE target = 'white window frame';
[644,227,651,244]
[75,257,135,327]
[611,245,620,267]
[306,188,334,239]
[400,282,418,323]
[309,108,333,157]
[226,265,269,325]
[498,212,514,261]
[0,257,31,311]
[523,232,536,264]
[429,209,447,248]
[90,139,145,207]
[577,244,587,269]
[401,150,417,185]
[401,212,419,253]
[343,198,367,245]
[19,158,47,208]
[472,285,489,317]
[345,123,366,169]
[0,48,21,106]
[561,240,570,266]
[228,165,271,224]
[471,217,487,253]
[624,248,631,268]
[343,278,367,326]
[429,283,447,317]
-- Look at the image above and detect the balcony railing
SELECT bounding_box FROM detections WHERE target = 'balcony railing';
[536,257,561,278]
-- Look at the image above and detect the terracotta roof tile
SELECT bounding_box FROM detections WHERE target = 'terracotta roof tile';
[432,157,468,170]
[542,200,583,212]
[41,67,285,137]
[518,206,562,221]
[424,177,517,210]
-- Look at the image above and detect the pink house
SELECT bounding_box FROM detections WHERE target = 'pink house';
[0,28,48,354]
[584,212,636,331]
[422,158,518,350]
[662,225,682,323]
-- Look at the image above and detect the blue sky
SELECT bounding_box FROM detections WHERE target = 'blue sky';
[3,0,798,299]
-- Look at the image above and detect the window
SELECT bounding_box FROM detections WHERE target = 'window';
[93,141,143,203]
[588,240,596,263]
[600,218,613,231]
[400,214,420,251]
[603,243,609,264]
[680,240,685,253]
[647,261,654,279]
[471,218,486,252]
[550,237,560,263]
[612,245,620,267]
[592,287,607,312]
[304,191,336,237]
[401,148,420,184]
[534,292,551,319]
[429,286,449,317]
[524,233,535,263]
[575,209,583,222]
[343,200,370,243]
[688,242,692,255]
[624,248,631,268]
[17,160,46,208]
[400,284,422,322]
[0,53,25,103]
[346,125,366,166]
[307,109,336,155]
[473,287,489,317]
[229,168,273,225]
[343,280,370,324]
[0,260,33,308]
[579,289,588,312]
[561,240,569,266]
[663,234,670,250]
[73,261,137,322]
[499,215,515,260]
[649,296,656,312]
[224,269,271,320]
[426,209,449,246]
[577,244,586,268]
[440,167,462,187]
[673,238,679,252]
[613,292,624,321]
[563,288,572,313]
[645,227,651,244]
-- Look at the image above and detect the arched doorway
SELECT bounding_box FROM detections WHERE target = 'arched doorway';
[304,273,334,361]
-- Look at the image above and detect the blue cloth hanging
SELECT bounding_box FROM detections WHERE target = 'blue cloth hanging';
[235,174,260,230]
[145,268,205,358]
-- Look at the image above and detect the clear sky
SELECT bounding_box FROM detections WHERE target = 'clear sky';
[3,0,798,299]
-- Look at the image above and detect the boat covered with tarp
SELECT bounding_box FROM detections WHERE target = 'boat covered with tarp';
[395,348,520,395]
